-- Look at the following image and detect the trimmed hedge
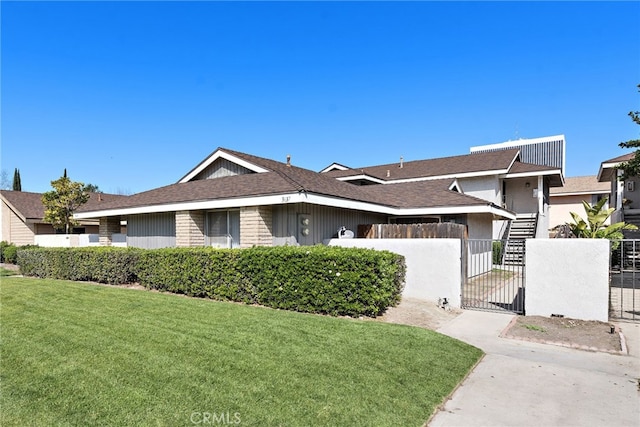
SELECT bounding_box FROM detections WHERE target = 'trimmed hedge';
[18,247,140,285]
[17,245,405,317]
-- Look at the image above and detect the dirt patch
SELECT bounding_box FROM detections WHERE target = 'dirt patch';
[379,298,461,330]
[501,315,624,354]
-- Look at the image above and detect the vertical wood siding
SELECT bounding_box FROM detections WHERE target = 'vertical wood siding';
[127,213,176,249]
[194,158,253,180]
[272,203,387,246]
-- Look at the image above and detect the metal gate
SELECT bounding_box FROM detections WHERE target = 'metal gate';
[610,240,640,322]
[461,239,525,314]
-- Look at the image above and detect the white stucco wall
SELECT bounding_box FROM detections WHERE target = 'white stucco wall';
[525,239,610,322]
[35,234,80,247]
[327,238,462,308]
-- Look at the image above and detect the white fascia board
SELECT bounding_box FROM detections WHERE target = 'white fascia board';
[319,163,349,173]
[550,190,609,197]
[301,193,515,219]
[597,161,624,181]
[504,169,562,179]
[470,134,565,152]
[178,150,270,183]
[336,174,387,184]
[74,191,515,220]
[379,169,510,184]
[74,193,303,219]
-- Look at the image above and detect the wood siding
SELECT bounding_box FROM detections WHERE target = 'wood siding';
[194,158,253,180]
[127,213,176,249]
[1,200,35,245]
[272,203,387,246]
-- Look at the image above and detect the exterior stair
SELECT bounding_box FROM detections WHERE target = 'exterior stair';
[503,215,537,265]
[622,211,640,239]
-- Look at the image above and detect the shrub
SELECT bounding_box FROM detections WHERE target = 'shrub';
[17,245,405,318]
[3,243,18,264]
[492,241,503,265]
[18,247,140,284]
[134,245,405,317]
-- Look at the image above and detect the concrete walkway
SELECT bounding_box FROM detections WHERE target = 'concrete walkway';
[429,311,640,427]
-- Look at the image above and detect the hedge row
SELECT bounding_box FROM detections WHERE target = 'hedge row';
[18,247,140,285]
[17,246,405,317]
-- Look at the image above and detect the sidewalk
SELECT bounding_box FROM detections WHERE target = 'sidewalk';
[429,310,640,427]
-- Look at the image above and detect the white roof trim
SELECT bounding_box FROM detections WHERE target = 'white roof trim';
[338,169,512,185]
[550,190,609,197]
[319,163,350,173]
[178,150,270,183]
[336,174,387,184]
[75,191,515,220]
[504,169,562,179]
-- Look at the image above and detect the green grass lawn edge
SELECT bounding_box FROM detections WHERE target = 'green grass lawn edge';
[1,277,482,426]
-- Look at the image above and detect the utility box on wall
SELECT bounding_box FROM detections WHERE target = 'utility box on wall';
[297,214,311,245]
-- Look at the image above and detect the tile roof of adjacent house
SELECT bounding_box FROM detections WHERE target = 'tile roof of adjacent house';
[76,147,509,218]
[1,190,127,222]
[550,176,610,196]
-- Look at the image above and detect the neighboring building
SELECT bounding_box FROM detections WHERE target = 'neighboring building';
[75,141,564,249]
[0,190,126,245]
[598,152,638,232]
[548,176,610,230]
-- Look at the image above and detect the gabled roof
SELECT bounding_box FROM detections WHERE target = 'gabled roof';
[550,176,609,196]
[1,190,127,222]
[75,147,514,220]
[598,152,635,182]
[319,162,350,173]
[505,162,564,187]
[325,149,524,183]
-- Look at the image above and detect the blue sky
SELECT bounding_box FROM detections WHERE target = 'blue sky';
[2,1,639,194]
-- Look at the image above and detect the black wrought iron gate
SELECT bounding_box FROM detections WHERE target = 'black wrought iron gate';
[610,240,640,322]
[461,239,526,314]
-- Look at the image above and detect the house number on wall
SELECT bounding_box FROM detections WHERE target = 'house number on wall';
[281,196,291,202]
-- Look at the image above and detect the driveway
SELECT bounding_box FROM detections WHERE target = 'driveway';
[429,310,640,427]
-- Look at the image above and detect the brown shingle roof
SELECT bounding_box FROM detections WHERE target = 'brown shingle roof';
[550,176,609,195]
[360,179,493,209]
[1,190,128,220]
[602,153,634,164]
[323,149,521,181]
[77,148,499,214]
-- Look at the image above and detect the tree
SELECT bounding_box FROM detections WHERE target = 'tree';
[569,197,637,240]
[0,170,11,190]
[83,183,102,193]
[42,174,89,234]
[12,168,21,191]
[617,84,640,181]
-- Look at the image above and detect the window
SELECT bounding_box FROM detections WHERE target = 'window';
[206,210,240,248]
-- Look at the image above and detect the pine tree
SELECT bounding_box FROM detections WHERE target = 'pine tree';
[12,168,21,191]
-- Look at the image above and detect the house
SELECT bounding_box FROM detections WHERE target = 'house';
[548,176,610,231]
[0,190,126,245]
[74,138,564,249]
[597,152,639,232]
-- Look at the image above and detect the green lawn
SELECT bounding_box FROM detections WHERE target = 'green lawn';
[0,267,18,277]
[1,277,482,426]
